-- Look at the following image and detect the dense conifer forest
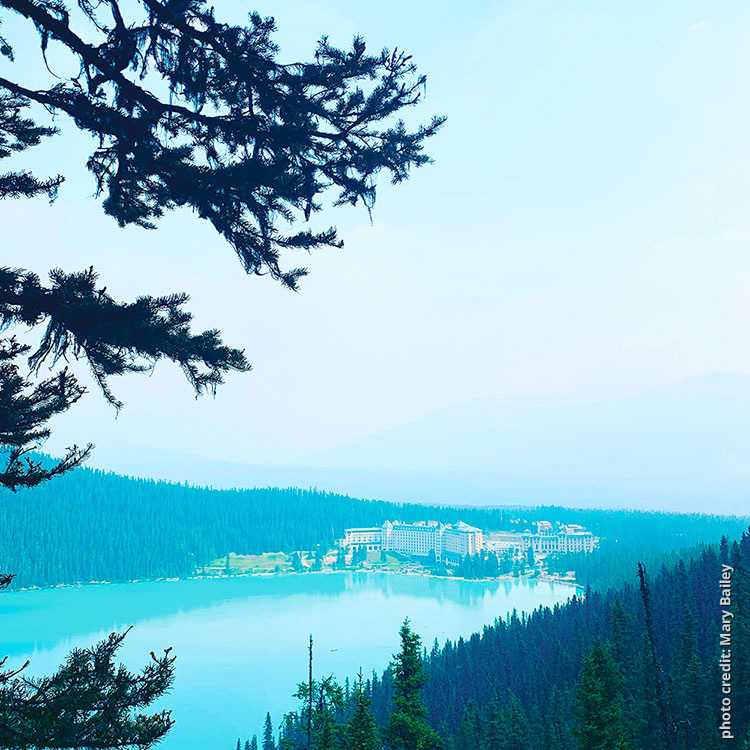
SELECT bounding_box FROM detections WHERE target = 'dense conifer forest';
[253,530,750,749]
[1,465,748,590]
[423,531,749,749]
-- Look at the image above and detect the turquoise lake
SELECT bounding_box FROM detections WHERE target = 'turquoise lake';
[0,573,574,748]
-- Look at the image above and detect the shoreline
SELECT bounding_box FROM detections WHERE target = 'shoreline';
[9,565,584,594]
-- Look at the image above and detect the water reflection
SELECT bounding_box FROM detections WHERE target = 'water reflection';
[0,572,573,750]
[0,572,561,653]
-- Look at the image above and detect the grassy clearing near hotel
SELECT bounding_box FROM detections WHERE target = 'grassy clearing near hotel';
[206,552,293,575]
[368,551,408,568]
[203,548,419,577]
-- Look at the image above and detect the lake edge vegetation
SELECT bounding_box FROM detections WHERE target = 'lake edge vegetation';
[250,528,750,750]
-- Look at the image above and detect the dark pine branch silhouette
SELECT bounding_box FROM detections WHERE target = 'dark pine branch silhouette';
[0,0,442,488]
[0,265,250,488]
[637,562,674,750]
[0,93,62,200]
[0,629,175,749]
[0,0,442,289]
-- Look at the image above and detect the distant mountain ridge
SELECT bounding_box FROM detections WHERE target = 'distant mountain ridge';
[308,373,750,480]
[86,373,750,513]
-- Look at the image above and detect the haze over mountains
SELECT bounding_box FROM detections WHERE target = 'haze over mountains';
[93,373,750,513]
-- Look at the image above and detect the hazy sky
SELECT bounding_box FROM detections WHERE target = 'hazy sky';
[4,0,750,468]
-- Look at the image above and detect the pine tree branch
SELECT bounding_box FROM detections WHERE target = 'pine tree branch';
[0,630,175,749]
[0,267,251,410]
[0,0,443,288]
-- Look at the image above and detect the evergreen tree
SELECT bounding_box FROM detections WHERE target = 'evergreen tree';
[291,552,303,573]
[454,702,480,750]
[263,713,276,750]
[733,530,750,736]
[546,686,576,750]
[312,547,324,572]
[486,551,499,577]
[637,562,672,745]
[503,693,531,750]
[609,598,636,671]
[671,609,710,750]
[345,670,378,750]
[0,93,62,200]
[0,267,248,489]
[0,481,741,590]
[631,634,666,750]
[0,0,442,487]
[720,535,730,565]
[251,736,259,750]
[312,676,343,750]
[483,701,505,750]
[283,636,345,750]
[384,619,442,750]
[0,629,174,748]
[573,639,631,750]
[335,549,346,570]
[278,713,303,750]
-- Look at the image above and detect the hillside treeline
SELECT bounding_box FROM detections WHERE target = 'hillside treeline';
[258,531,750,748]
[1,466,747,590]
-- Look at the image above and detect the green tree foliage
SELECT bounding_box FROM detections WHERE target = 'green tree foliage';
[291,552,303,573]
[312,546,324,572]
[671,609,712,750]
[311,677,343,749]
[0,0,443,288]
[732,531,750,738]
[0,93,62,200]
[0,0,442,487]
[474,694,530,750]
[0,336,91,489]
[0,3,443,747]
[290,680,330,749]
[384,619,441,750]
[345,671,378,750]
[335,548,348,570]
[350,529,750,750]
[0,629,174,748]
[0,266,250,488]
[630,634,665,750]
[455,551,500,579]
[0,468,747,589]
[573,638,631,750]
[262,713,276,750]
[504,693,532,750]
[268,623,444,750]
[276,638,345,750]
[451,701,479,750]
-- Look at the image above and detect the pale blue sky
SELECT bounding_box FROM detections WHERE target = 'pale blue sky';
[3,0,750,468]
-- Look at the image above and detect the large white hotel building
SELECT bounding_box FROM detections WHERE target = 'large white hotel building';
[343,520,597,564]
[342,520,483,565]
[484,521,598,555]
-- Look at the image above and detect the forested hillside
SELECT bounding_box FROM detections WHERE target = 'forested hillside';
[362,532,750,749]
[1,465,747,589]
[254,531,750,748]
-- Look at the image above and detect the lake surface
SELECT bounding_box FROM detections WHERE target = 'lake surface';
[0,573,573,748]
